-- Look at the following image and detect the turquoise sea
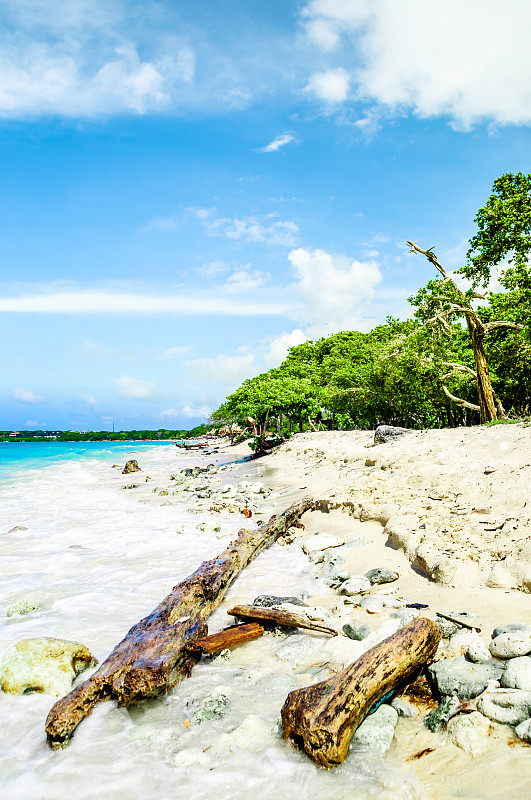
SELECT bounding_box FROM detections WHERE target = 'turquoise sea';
[0,440,175,483]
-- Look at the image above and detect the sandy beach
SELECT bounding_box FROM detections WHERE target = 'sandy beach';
[2,425,531,799]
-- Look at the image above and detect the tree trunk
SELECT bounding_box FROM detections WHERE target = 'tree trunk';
[281,617,441,768]
[45,496,315,749]
[466,315,497,422]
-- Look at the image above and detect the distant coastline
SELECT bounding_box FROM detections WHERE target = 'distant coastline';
[0,423,214,443]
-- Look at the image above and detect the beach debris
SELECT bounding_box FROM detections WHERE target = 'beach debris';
[184,623,264,656]
[44,496,314,749]
[242,508,252,518]
[122,460,141,475]
[1,638,97,697]
[406,602,429,609]
[373,425,412,445]
[227,604,337,636]
[436,611,481,632]
[7,525,28,533]
[281,617,441,767]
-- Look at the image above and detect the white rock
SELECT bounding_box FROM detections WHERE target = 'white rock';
[501,656,531,691]
[446,711,492,756]
[0,637,96,696]
[352,704,398,755]
[489,632,531,658]
[338,576,371,596]
[514,717,531,743]
[303,534,345,554]
[448,631,483,655]
[220,714,274,753]
[359,596,385,613]
[477,688,531,726]
[467,639,491,664]
[275,634,324,666]
[322,637,366,669]
[174,747,212,766]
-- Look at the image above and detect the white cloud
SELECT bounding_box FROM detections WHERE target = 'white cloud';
[0,288,285,316]
[305,68,350,104]
[145,215,178,231]
[190,208,300,247]
[24,420,44,427]
[185,353,255,387]
[264,329,307,367]
[77,339,111,357]
[223,269,269,293]
[158,345,194,360]
[181,403,212,419]
[288,246,382,335]
[256,132,295,153]
[79,392,98,405]
[13,387,44,404]
[114,374,155,399]
[301,0,531,128]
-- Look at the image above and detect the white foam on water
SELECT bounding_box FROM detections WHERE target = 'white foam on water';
[0,446,420,800]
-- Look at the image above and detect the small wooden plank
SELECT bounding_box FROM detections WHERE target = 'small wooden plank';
[228,604,337,637]
[185,623,264,655]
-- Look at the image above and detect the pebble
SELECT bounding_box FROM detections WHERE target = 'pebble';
[477,688,531,726]
[303,534,345,554]
[364,567,399,585]
[342,623,370,641]
[467,639,492,664]
[359,596,385,614]
[489,632,531,658]
[501,656,531,691]
[429,656,504,698]
[6,598,44,617]
[446,711,492,756]
[338,577,371,596]
[352,704,398,755]
[514,717,531,742]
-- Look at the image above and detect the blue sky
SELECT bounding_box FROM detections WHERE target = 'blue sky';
[1,0,531,431]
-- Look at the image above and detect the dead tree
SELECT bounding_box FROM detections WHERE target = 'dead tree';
[45,496,314,749]
[281,617,441,768]
[407,242,523,423]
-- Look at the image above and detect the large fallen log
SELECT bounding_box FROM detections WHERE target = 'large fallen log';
[228,604,338,637]
[281,617,441,768]
[45,496,314,749]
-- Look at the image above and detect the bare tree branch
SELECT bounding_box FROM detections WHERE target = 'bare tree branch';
[483,320,525,333]
[442,385,481,412]
[442,362,477,379]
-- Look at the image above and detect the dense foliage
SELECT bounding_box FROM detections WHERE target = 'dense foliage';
[212,173,531,435]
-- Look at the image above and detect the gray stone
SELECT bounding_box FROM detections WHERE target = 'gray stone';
[359,596,385,614]
[424,696,461,732]
[448,631,484,654]
[501,656,531,690]
[365,567,399,585]
[390,608,420,628]
[446,711,492,756]
[492,622,531,639]
[342,623,370,641]
[275,634,324,666]
[252,595,307,608]
[192,687,230,723]
[514,717,531,742]
[0,637,96,696]
[436,618,460,638]
[324,570,350,588]
[122,459,141,474]
[467,639,492,664]
[429,656,504,698]
[489,632,531,658]
[391,698,418,718]
[374,425,412,445]
[338,576,371,596]
[477,688,531,726]
[352,704,398,754]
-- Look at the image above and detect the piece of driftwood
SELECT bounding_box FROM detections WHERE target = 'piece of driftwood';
[228,605,338,637]
[184,622,264,655]
[436,611,481,632]
[281,617,441,768]
[45,496,314,749]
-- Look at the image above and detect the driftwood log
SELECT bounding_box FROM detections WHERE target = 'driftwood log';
[228,605,338,637]
[184,622,264,655]
[281,617,441,768]
[45,496,314,749]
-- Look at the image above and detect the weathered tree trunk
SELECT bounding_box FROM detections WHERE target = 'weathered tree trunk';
[281,617,441,768]
[466,315,497,423]
[45,496,314,749]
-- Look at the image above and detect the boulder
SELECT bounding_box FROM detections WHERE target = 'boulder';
[0,637,96,696]
[492,622,531,639]
[338,576,371,596]
[352,704,398,755]
[514,718,531,743]
[489,632,531,658]
[428,656,504,698]
[477,688,531,726]
[446,711,492,756]
[122,459,141,474]
[501,656,531,691]
[374,425,412,445]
